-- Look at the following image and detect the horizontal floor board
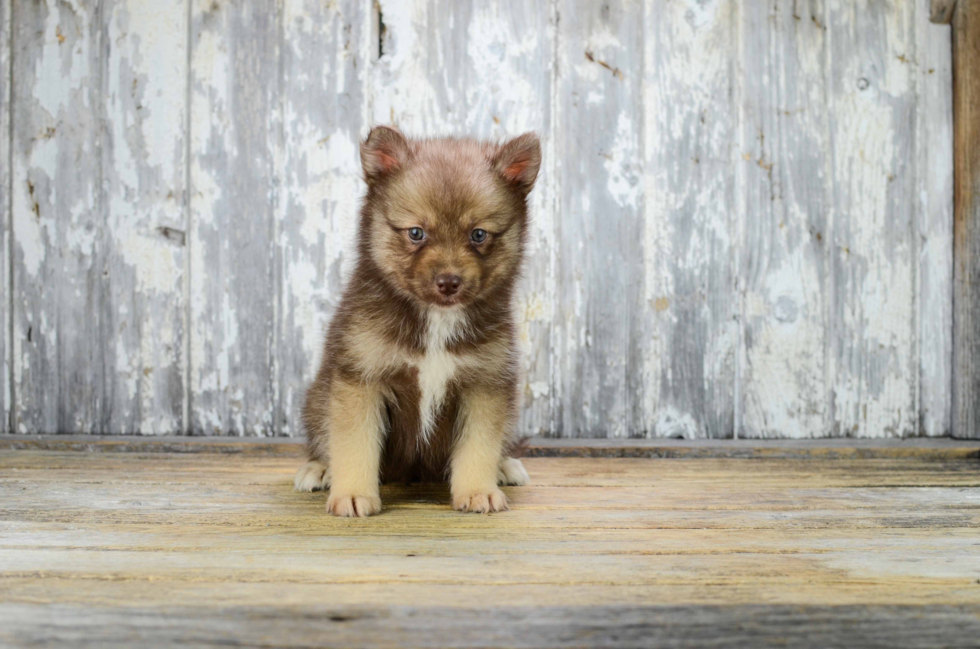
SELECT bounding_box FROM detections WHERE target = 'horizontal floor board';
[1,449,979,646]
[2,603,980,649]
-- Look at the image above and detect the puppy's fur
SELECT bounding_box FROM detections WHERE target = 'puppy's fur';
[294,126,540,517]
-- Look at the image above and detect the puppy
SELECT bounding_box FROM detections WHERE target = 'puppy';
[294,126,539,517]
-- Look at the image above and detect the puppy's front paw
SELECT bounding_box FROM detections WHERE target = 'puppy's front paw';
[326,492,382,517]
[452,489,509,514]
[294,461,330,492]
[497,458,530,486]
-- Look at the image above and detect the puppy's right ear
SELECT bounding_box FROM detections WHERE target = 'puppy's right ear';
[493,132,541,196]
[360,126,410,184]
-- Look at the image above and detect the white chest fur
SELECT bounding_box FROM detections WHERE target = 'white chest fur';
[414,308,466,443]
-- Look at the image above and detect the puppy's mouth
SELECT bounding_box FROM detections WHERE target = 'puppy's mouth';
[431,293,465,307]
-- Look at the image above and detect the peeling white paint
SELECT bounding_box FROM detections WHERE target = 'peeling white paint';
[528,381,549,400]
[33,3,91,119]
[6,0,954,439]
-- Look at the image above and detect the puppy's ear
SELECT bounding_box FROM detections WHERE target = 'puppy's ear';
[361,126,410,184]
[493,133,541,195]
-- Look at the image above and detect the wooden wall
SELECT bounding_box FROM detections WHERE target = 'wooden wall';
[2,0,956,438]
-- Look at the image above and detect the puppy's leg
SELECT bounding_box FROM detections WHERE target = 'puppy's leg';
[325,378,386,517]
[297,377,332,492]
[451,387,511,513]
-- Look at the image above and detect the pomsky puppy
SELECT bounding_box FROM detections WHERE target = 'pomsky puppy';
[294,126,540,517]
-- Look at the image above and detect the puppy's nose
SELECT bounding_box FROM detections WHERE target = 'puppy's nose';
[435,274,462,296]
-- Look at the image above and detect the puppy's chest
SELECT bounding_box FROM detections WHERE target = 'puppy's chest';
[408,310,468,441]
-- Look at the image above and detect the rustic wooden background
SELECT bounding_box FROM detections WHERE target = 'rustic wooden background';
[2,0,958,439]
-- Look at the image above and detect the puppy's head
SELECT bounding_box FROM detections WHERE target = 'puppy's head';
[359,126,540,308]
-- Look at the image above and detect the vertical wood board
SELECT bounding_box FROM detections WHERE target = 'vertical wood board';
[641,0,737,438]
[11,0,105,432]
[101,0,188,433]
[555,0,643,438]
[916,0,954,436]
[189,0,279,435]
[0,0,9,432]
[952,0,980,439]
[826,0,918,437]
[737,1,830,438]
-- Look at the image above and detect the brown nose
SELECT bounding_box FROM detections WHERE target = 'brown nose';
[435,274,462,296]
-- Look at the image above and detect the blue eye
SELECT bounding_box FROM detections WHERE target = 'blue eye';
[470,229,488,244]
[407,227,425,242]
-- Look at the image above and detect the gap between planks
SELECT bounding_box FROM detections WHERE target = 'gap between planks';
[0,434,977,461]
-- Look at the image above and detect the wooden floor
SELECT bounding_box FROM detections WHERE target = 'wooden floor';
[1,441,979,647]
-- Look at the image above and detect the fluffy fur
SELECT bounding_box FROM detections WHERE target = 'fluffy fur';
[296,126,541,517]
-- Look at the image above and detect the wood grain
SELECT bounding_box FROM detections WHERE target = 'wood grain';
[11,0,106,433]
[642,0,737,438]
[0,0,8,434]
[3,603,979,649]
[552,0,642,438]
[917,0,955,436]
[827,0,918,438]
[0,0,961,439]
[737,1,829,438]
[0,450,979,646]
[10,0,187,435]
[188,0,279,435]
[953,0,980,438]
[101,0,188,434]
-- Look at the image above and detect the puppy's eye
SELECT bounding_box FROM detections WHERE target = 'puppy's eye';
[470,229,488,244]
[407,227,426,242]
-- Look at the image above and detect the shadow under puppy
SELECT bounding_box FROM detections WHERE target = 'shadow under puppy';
[294,126,539,517]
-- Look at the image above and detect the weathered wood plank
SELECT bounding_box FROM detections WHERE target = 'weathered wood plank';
[278,0,371,436]
[370,0,555,435]
[101,0,188,433]
[5,450,980,485]
[3,543,980,592]
[11,0,105,432]
[737,2,830,438]
[7,519,980,555]
[0,0,9,433]
[0,0,960,439]
[7,479,980,514]
[10,0,187,435]
[189,0,279,435]
[917,0,955,436]
[642,0,737,438]
[554,0,642,437]
[827,0,918,437]
[6,472,980,518]
[1,450,980,648]
[953,0,980,438]
[3,603,980,649]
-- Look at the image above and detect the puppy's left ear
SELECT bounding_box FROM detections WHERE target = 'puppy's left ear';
[361,125,410,184]
[493,133,541,195]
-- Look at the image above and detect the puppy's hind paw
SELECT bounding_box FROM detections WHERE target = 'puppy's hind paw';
[497,457,530,486]
[294,461,330,492]
[326,492,382,517]
[453,489,509,514]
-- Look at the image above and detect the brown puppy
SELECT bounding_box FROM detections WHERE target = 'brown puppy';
[294,126,539,517]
